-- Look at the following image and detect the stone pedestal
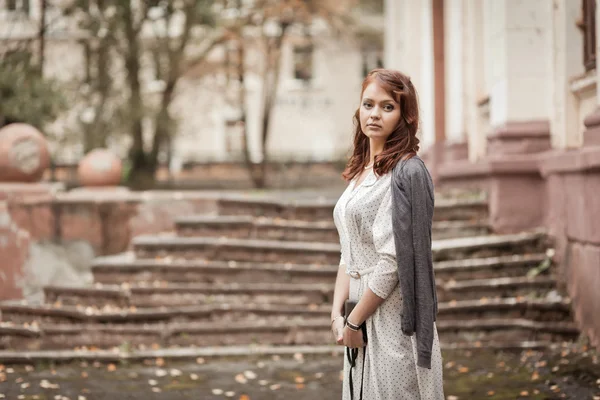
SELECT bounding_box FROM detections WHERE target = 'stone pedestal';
[0,123,50,182]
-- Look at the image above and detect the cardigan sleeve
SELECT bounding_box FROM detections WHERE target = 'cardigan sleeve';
[367,187,399,299]
[401,159,436,369]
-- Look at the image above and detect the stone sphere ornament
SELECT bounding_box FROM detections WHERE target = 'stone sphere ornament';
[0,123,51,182]
[77,149,123,187]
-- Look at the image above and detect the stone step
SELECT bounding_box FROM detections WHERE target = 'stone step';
[438,276,558,301]
[0,302,330,325]
[174,215,489,242]
[132,235,341,265]
[0,344,345,364]
[217,196,489,223]
[0,319,332,351]
[436,297,572,322]
[91,255,339,285]
[436,319,579,343]
[217,197,335,222]
[175,215,338,242]
[44,282,334,308]
[0,341,557,365]
[132,231,546,264]
[434,253,548,281]
[431,231,547,262]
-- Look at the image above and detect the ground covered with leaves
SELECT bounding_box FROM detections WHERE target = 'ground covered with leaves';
[1,343,599,400]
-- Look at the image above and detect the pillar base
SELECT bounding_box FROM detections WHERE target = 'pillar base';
[583,107,600,147]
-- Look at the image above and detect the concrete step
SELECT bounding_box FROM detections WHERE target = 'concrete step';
[132,235,341,265]
[175,215,338,242]
[438,276,558,301]
[0,319,332,351]
[434,253,547,281]
[132,231,546,264]
[0,301,330,325]
[436,297,572,322]
[175,215,489,242]
[431,231,547,262]
[91,255,339,285]
[437,319,579,343]
[0,344,344,364]
[217,196,489,223]
[43,282,334,308]
[217,197,335,222]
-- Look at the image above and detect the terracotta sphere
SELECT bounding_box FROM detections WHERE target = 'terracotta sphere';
[77,149,123,187]
[0,123,51,182]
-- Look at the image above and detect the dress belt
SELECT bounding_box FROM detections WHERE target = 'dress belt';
[347,266,376,279]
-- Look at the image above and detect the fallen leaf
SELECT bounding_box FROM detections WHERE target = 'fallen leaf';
[169,369,182,377]
[156,357,165,367]
[487,390,495,396]
[239,395,250,400]
[148,379,158,386]
[258,380,269,386]
[155,369,167,377]
[151,387,161,393]
[294,376,305,384]
[190,374,199,381]
[520,391,529,396]
[243,370,257,380]
[107,364,117,372]
[196,357,205,364]
[225,391,236,397]
[212,389,224,395]
[531,372,539,381]
[269,384,281,390]
[235,374,248,384]
[458,366,469,373]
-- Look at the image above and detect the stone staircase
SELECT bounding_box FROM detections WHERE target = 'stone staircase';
[0,192,578,361]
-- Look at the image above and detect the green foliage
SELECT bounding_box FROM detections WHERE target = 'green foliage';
[0,50,68,130]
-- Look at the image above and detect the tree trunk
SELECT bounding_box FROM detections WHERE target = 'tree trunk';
[254,24,289,188]
[122,3,154,189]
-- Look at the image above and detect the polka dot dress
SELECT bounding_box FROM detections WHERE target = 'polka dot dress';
[333,170,445,400]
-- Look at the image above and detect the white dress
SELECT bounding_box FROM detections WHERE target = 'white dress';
[333,169,445,400]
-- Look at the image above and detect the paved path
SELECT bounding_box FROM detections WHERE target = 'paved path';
[1,346,600,400]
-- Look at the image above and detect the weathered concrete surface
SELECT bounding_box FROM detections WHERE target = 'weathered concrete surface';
[1,345,599,400]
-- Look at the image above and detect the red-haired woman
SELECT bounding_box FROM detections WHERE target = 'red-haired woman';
[331,69,444,399]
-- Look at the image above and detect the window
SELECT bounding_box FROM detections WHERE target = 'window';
[362,50,383,77]
[293,44,313,82]
[6,0,29,14]
[579,0,597,71]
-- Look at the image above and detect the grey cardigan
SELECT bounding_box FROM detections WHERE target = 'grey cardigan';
[391,156,438,369]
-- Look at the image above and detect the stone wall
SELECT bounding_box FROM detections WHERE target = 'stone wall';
[0,184,221,302]
[43,161,347,190]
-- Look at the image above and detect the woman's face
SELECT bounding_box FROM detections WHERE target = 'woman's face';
[359,81,401,142]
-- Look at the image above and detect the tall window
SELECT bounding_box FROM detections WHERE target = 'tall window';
[293,44,313,82]
[6,0,29,14]
[580,0,597,71]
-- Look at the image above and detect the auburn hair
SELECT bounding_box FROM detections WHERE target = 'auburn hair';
[342,68,420,182]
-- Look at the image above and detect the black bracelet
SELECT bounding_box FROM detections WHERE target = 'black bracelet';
[346,320,360,331]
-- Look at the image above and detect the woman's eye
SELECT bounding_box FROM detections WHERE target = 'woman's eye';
[363,102,372,108]
[384,105,394,111]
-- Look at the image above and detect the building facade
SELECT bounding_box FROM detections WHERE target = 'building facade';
[0,0,383,166]
[385,0,600,347]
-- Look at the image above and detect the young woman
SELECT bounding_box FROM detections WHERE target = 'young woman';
[331,69,444,399]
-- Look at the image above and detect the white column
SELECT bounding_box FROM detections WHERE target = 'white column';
[486,0,553,127]
[384,0,435,150]
[551,0,585,149]
[444,0,465,144]
[464,0,486,161]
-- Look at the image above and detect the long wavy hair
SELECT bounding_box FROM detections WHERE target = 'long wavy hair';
[342,69,420,182]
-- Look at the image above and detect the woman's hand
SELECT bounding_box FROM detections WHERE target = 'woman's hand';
[342,325,366,348]
[331,317,345,345]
